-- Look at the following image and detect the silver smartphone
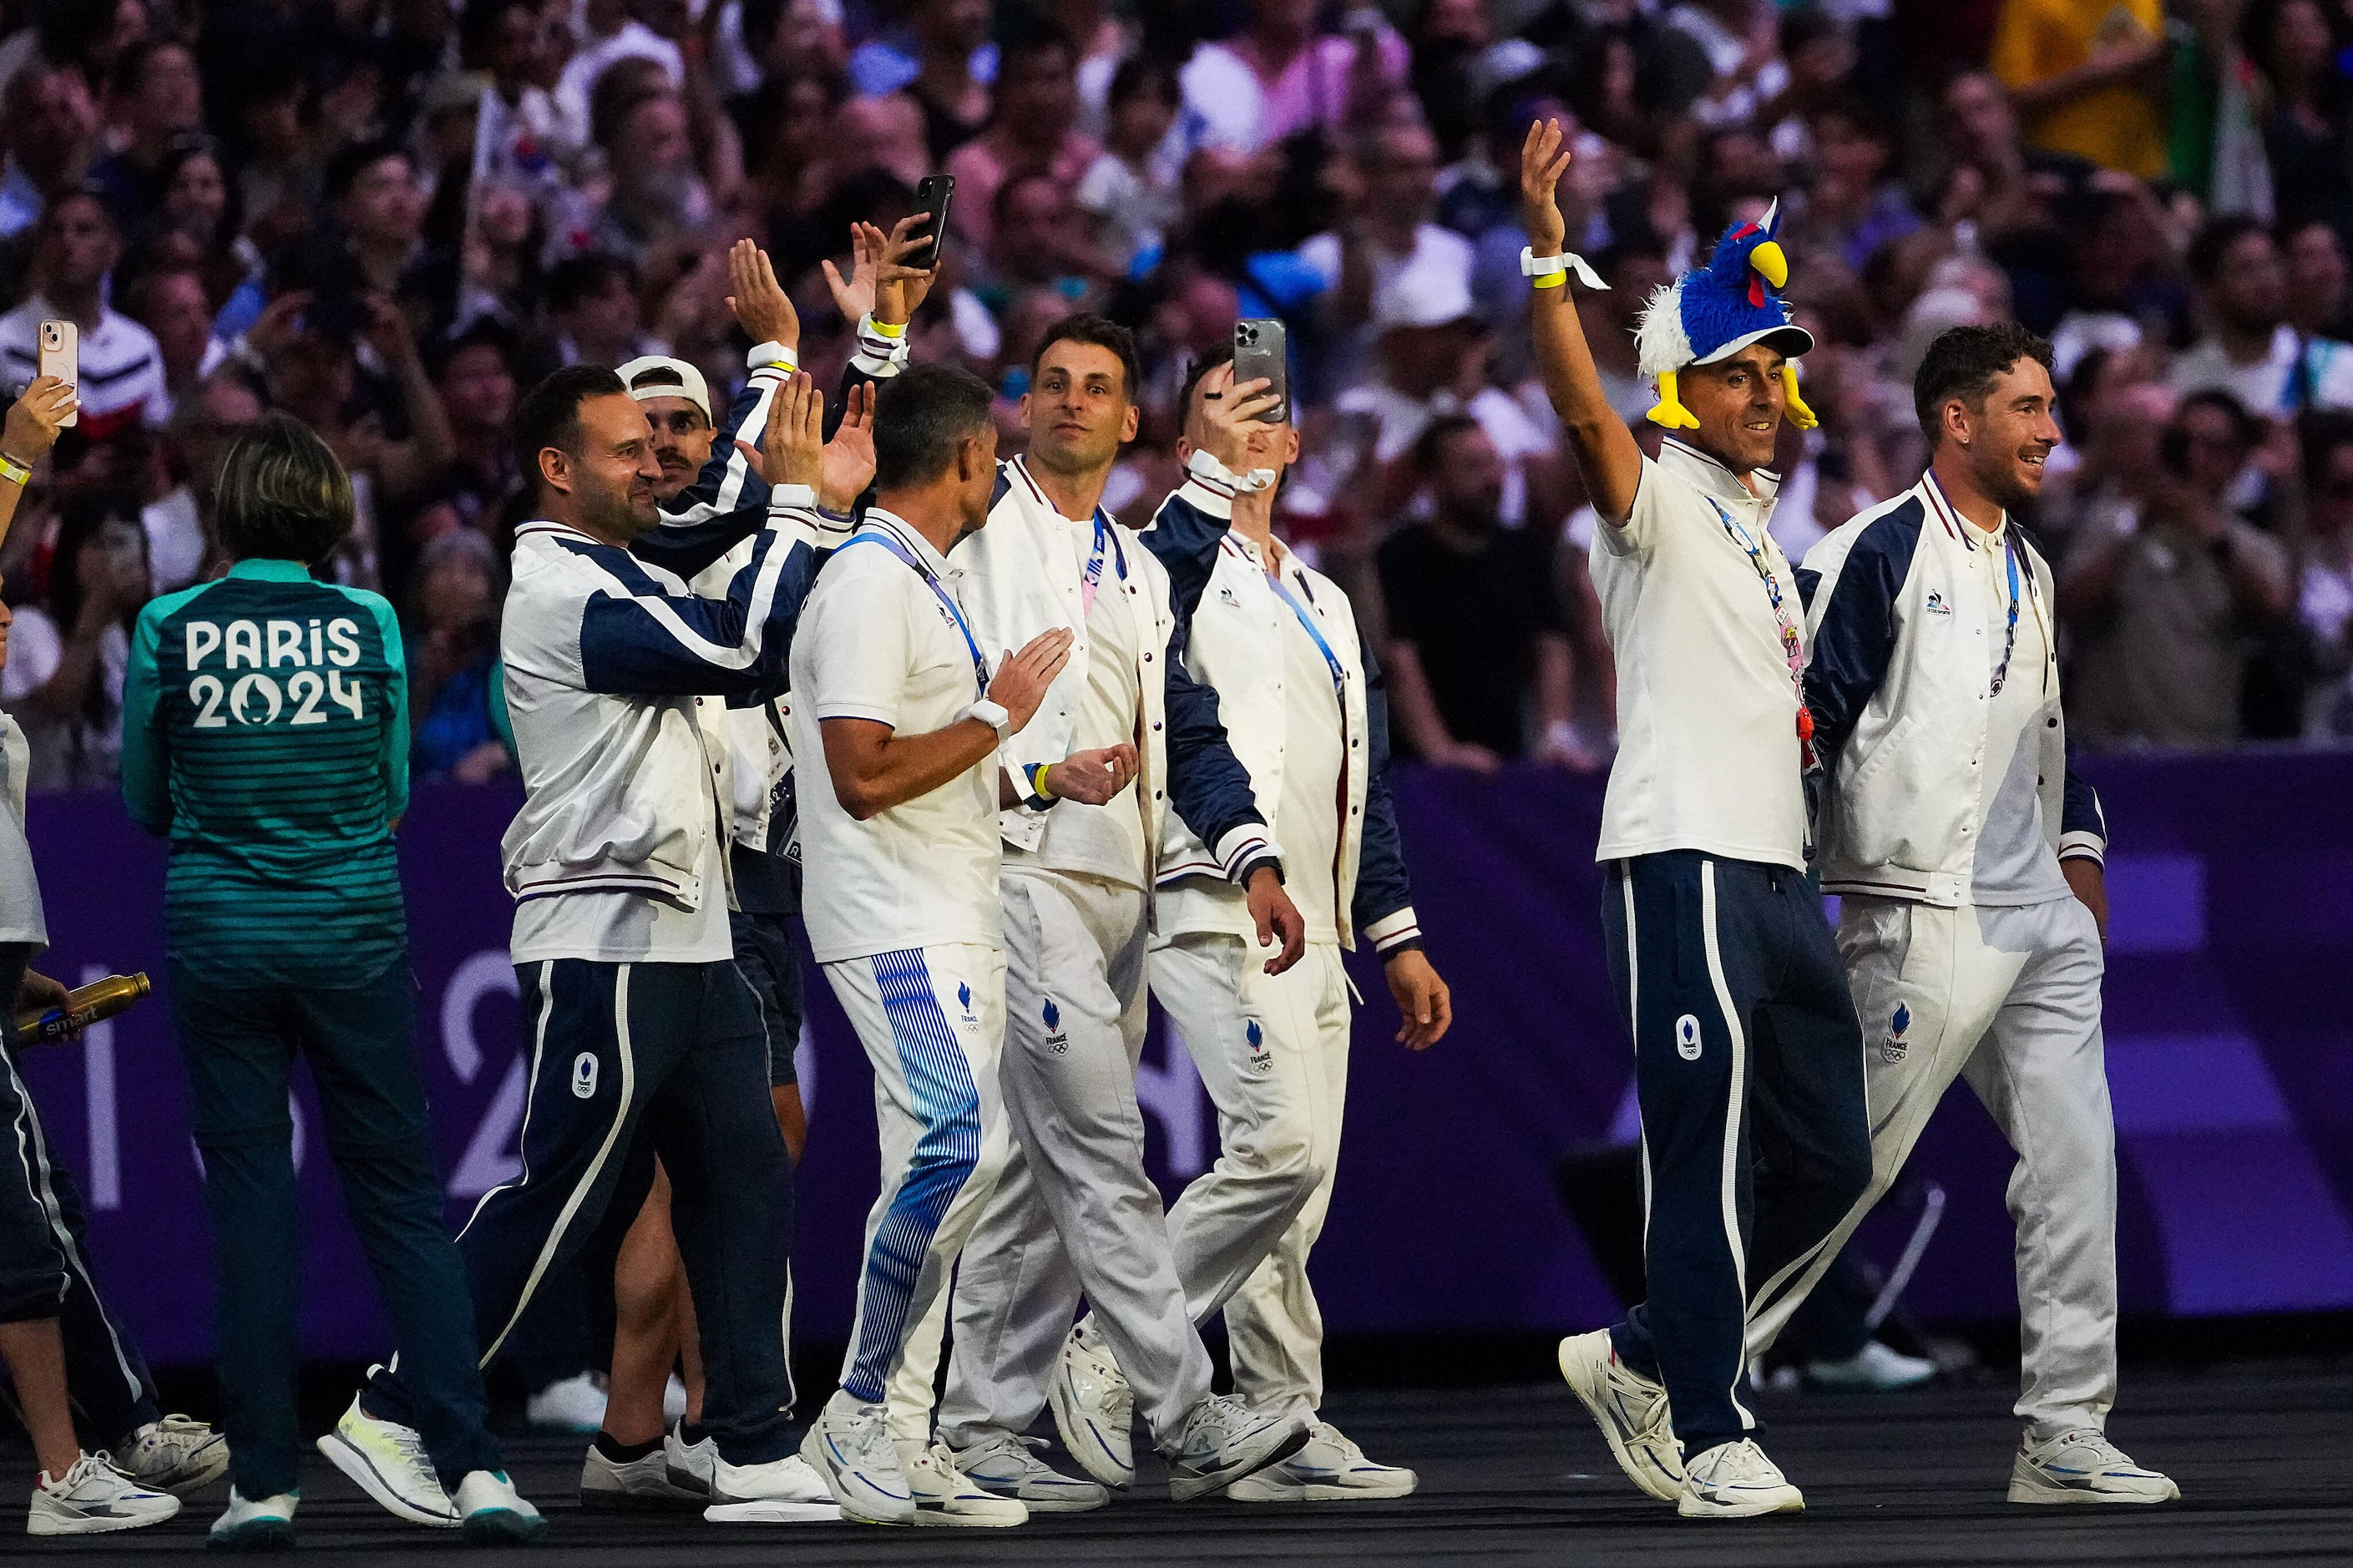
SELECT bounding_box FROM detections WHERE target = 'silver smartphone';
[1233,318,1288,423]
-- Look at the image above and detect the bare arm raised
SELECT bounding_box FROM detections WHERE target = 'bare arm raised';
[1521,119,1643,527]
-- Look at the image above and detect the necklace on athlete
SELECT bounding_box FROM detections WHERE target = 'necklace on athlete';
[1703,495,1813,766]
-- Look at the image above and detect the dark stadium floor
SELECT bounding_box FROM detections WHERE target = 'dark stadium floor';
[14,1368,2350,1565]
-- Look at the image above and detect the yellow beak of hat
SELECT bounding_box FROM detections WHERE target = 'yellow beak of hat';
[1750,240,1789,291]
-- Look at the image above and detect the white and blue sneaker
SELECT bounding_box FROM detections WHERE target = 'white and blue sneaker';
[316,1393,456,1526]
[1166,1395,1310,1502]
[1050,1320,1135,1489]
[901,1442,1027,1527]
[2009,1429,2178,1505]
[1223,1421,1416,1500]
[27,1453,180,1535]
[208,1486,296,1551]
[453,1470,547,1544]
[1557,1329,1684,1503]
[950,1432,1107,1514]
[119,1414,233,1497]
[799,1391,914,1525]
[1677,1439,1804,1519]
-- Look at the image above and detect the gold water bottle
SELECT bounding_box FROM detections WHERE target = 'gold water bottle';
[13,972,151,1044]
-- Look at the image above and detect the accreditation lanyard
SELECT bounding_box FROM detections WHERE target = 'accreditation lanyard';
[1078,510,1125,620]
[1704,495,1812,764]
[1268,567,1345,701]
[843,525,989,700]
[1987,528,2022,697]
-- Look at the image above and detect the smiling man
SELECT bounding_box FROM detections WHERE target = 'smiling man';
[1757,323,2178,1508]
[1517,119,1870,1519]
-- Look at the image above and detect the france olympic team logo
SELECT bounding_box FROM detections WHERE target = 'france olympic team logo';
[1885,1004,1911,1063]
[957,981,976,1024]
[571,1052,598,1098]
[1675,1014,1702,1061]
[1043,997,1069,1053]
[1246,1019,1272,1074]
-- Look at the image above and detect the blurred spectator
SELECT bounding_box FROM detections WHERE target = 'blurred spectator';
[1180,0,1410,154]
[463,0,580,195]
[2286,217,2353,339]
[2166,0,2275,219]
[87,37,205,236]
[2173,215,2353,414]
[1302,122,1470,344]
[556,0,685,152]
[1376,415,1577,770]
[0,61,100,242]
[1990,0,2167,176]
[2242,0,2353,255]
[1796,99,1921,274]
[893,0,997,162]
[544,251,657,367]
[142,134,261,322]
[141,372,264,594]
[570,86,711,267]
[949,33,1101,262]
[2295,413,2353,736]
[413,321,524,545]
[1075,55,1183,273]
[1667,0,1791,129]
[0,189,165,438]
[125,266,210,405]
[0,493,149,789]
[325,142,428,300]
[405,528,514,783]
[971,171,1115,318]
[2061,388,2295,748]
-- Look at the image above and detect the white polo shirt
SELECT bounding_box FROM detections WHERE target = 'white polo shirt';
[1591,435,1809,871]
[790,508,1003,963]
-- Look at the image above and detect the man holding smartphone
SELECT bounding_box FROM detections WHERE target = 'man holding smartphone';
[868,315,1313,1514]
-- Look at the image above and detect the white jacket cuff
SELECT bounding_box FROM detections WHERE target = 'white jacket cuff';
[2056,833,2106,866]
[1362,908,1422,953]
[1175,474,1236,520]
[850,313,912,377]
[1214,824,1282,883]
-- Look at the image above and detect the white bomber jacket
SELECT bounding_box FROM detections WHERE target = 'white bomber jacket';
[1797,473,2107,906]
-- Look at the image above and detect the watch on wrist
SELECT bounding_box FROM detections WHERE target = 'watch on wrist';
[964,699,1013,742]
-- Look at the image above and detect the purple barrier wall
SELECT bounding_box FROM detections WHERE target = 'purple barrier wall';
[23,753,2353,1367]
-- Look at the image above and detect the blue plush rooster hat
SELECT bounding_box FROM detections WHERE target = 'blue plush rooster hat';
[1634,200,1817,432]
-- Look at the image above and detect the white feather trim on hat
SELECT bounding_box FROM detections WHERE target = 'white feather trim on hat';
[1635,280,1694,381]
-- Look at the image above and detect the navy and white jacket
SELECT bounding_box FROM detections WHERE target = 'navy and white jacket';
[500,438,848,913]
[1797,473,2107,907]
[952,455,1278,891]
[1144,472,1419,954]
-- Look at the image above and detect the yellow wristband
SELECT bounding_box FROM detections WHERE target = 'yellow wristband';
[1531,271,1567,289]
[0,453,30,486]
[1025,761,1055,801]
[872,316,907,338]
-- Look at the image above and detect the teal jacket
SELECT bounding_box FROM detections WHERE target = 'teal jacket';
[120,559,411,988]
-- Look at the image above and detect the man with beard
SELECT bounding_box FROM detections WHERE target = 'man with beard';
[1763,322,2178,1506]
[882,315,1313,1515]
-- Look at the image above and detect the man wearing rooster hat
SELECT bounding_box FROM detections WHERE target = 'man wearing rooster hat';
[1516,118,1870,1518]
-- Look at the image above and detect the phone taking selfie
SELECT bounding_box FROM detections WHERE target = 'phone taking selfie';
[38,319,76,427]
[1233,318,1288,423]
[912,174,954,271]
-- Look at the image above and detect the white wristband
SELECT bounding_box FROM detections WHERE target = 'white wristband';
[1186,447,1276,494]
[961,699,1013,742]
[746,341,799,372]
[1520,246,1608,290]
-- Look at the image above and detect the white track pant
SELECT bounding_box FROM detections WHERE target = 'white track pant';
[913,868,1217,1452]
[822,943,1010,1429]
[1745,894,2118,1439]
[1152,933,1351,1419]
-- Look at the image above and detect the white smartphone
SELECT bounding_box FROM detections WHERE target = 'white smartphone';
[38,319,76,427]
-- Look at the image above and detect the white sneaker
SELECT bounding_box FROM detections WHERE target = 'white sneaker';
[950,1432,1107,1514]
[1805,1340,1937,1392]
[579,1439,704,1511]
[316,1394,457,1526]
[798,1391,913,1525]
[662,1375,690,1424]
[1556,1329,1684,1503]
[1224,1420,1416,1500]
[27,1453,180,1535]
[665,1422,717,1497]
[1166,1394,1310,1503]
[209,1486,297,1550]
[453,1469,548,1544]
[1050,1320,1135,1489]
[706,1454,843,1523]
[524,1371,608,1434]
[117,1414,232,1496]
[899,1442,1027,1528]
[1677,1439,1804,1519]
[2009,1429,2179,1505]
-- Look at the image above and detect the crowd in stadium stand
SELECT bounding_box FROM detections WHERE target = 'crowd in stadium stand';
[4,0,2353,790]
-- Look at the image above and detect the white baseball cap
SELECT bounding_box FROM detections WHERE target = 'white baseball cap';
[617,354,712,422]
